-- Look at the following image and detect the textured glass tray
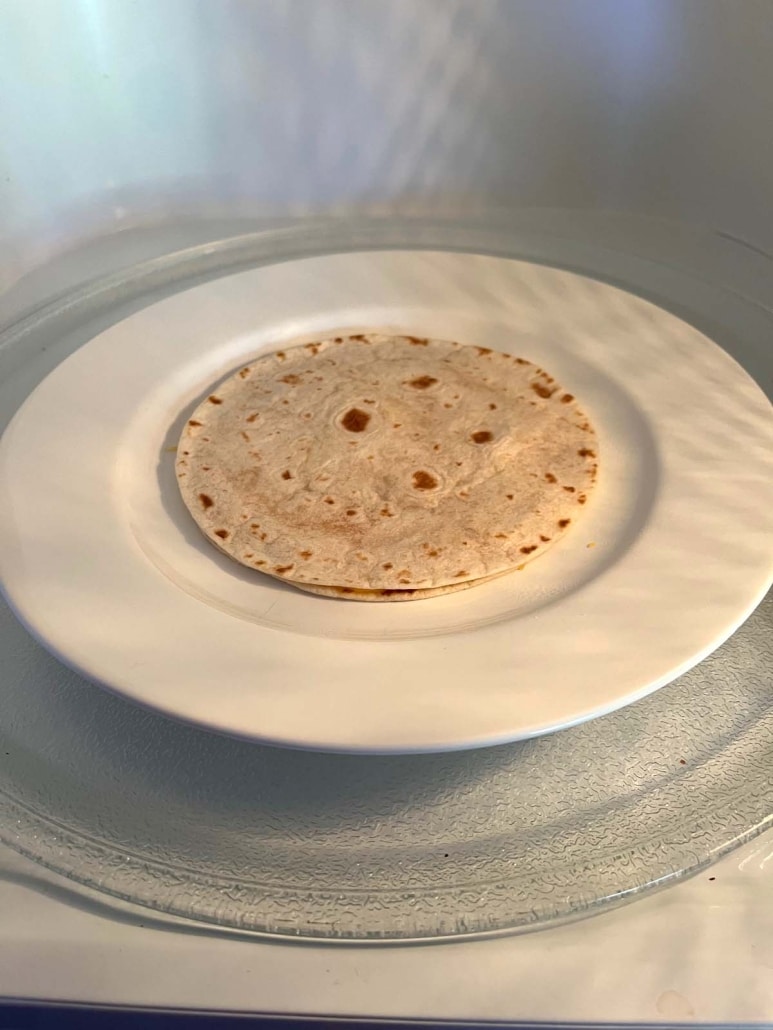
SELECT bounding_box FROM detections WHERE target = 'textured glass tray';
[0,218,771,940]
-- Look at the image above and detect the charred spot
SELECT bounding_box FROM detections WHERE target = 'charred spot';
[323,497,335,504]
[489,403,497,410]
[350,334,366,341]
[380,507,394,517]
[254,560,266,566]
[494,532,507,539]
[208,395,222,405]
[198,493,214,509]
[274,564,294,574]
[188,419,202,427]
[245,412,259,423]
[506,493,514,500]
[398,578,411,584]
[280,373,301,385]
[407,375,438,389]
[515,357,529,365]
[539,534,551,542]
[345,509,357,516]
[275,351,286,361]
[531,383,555,399]
[299,550,313,559]
[471,430,493,444]
[392,422,402,429]
[558,518,571,528]
[545,473,557,483]
[443,403,453,409]
[340,587,354,594]
[520,545,538,554]
[578,494,587,504]
[454,570,468,578]
[281,470,293,480]
[238,368,251,379]
[433,443,441,452]
[214,529,229,540]
[383,562,394,570]
[476,346,492,356]
[305,343,320,354]
[407,336,428,346]
[341,407,371,432]
[561,393,574,404]
[578,447,596,458]
[427,549,439,557]
[363,398,375,404]
[240,431,250,442]
[413,470,438,490]
[201,465,211,471]
[563,485,576,493]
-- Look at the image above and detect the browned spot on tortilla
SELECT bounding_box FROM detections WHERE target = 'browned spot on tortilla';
[561,393,574,403]
[305,343,320,354]
[245,412,259,423]
[427,549,439,557]
[281,470,293,480]
[280,373,301,385]
[494,532,507,539]
[254,560,266,566]
[274,564,294,574]
[350,334,366,341]
[260,532,267,540]
[240,431,249,442]
[299,550,313,559]
[454,570,468,578]
[433,443,441,451]
[539,534,551,542]
[408,375,438,389]
[198,493,214,509]
[531,382,555,399]
[382,562,393,570]
[238,368,251,379]
[214,529,229,540]
[471,430,493,444]
[182,450,189,456]
[323,497,335,504]
[208,395,222,404]
[407,336,428,345]
[188,419,202,427]
[275,351,286,360]
[444,403,453,408]
[201,465,211,471]
[345,509,357,516]
[558,518,571,528]
[563,485,576,492]
[362,398,375,404]
[341,407,371,432]
[578,447,596,458]
[476,346,492,356]
[506,493,514,500]
[398,578,411,584]
[578,494,587,504]
[545,473,557,483]
[380,507,394,517]
[489,403,497,410]
[520,545,538,554]
[413,470,438,490]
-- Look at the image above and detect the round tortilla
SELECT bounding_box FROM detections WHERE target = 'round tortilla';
[292,568,510,602]
[176,333,597,589]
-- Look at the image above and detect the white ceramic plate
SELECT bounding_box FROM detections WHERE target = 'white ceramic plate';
[1,251,772,753]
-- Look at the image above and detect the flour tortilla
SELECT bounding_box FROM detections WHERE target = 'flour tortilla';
[293,568,511,602]
[176,333,597,590]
